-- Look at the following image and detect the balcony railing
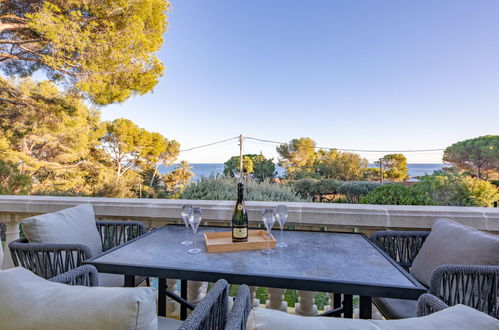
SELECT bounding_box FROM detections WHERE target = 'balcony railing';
[1,195,498,317]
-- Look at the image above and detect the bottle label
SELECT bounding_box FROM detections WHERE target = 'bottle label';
[237,204,243,211]
[233,227,247,238]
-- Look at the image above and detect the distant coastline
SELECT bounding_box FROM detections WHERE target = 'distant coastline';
[160,163,449,182]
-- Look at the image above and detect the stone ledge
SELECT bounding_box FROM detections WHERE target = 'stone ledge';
[0,195,498,232]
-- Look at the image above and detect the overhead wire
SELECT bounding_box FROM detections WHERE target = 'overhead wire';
[179,136,445,154]
[244,137,445,153]
[180,136,239,152]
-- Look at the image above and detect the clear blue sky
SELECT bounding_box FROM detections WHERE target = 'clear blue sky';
[101,0,499,163]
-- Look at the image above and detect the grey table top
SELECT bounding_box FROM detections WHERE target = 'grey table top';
[87,226,426,299]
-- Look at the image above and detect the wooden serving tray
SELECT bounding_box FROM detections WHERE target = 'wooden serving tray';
[204,230,276,253]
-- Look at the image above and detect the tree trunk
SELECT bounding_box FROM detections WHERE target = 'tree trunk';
[146,163,159,198]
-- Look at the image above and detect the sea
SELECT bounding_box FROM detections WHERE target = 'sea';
[160,163,448,181]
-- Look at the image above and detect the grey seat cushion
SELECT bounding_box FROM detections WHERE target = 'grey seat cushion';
[98,273,147,287]
[22,204,103,258]
[158,316,184,330]
[410,218,499,287]
[373,297,418,319]
[0,267,157,330]
[247,304,499,330]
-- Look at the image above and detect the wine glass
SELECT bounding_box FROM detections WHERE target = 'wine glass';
[181,204,193,245]
[276,205,288,248]
[261,209,276,254]
[188,207,202,254]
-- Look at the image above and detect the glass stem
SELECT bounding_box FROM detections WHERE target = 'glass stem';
[280,227,284,243]
[185,227,189,242]
[194,232,197,250]
[267,232,271,250]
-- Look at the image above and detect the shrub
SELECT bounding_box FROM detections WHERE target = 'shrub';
[292,179,378,202]
[360,184,436,205]
[338,181,381,203]
[458,176,499,207]
[315,179,342,195]
[292,170,322,180]
[291,179,318,200]
[180,176,303,202]
[414,172,499,207]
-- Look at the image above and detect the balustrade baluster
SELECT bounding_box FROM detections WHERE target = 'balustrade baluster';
[265,287,288,312]
[1,217,21,270]
[295,290,318,316]
[249,286,260,308]
[165,279,179,317]
[187,281,208,305]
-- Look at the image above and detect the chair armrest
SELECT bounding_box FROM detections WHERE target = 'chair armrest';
[49,265,99,287]
[417,293,449,316]
[370,230,430,271]
[95,221,147,251]
[180,279,229,330]
[429,264,499,319]
[9,238,92,279]
[226,285,252,330]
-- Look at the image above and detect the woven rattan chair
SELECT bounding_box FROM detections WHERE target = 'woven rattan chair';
[9,221,146,284]
[371,230,499,320]
[226,285,252,330]
[177,279,230,330]
[49,264,99,287]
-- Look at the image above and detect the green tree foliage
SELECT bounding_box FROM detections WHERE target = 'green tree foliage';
[315,149,369,181]
[252,155,276,182]
[277,138,368,181]
[162,161,194,198]
[223,153,276,182]
[100,119,179,183]
[443,135,499,179]
[0,78,183,198]
[1,0,170,105]
[276,138,317,179]
[373,154,409,182]
[181,176,302,202]
[0,78,108,195]
[224,154,256,177]
[0,160,31,194]
[360,184,436,205]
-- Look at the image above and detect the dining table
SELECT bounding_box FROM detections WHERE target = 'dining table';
[86,225,426,320]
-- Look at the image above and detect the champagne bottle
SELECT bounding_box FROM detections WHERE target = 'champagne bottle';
[232,182,248,242]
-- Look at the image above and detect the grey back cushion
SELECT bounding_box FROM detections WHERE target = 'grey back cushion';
[0,267,157,330]
[410,218,499,287]
[22,204,103,258]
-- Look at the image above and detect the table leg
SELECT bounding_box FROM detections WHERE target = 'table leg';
[333,293,342,310]
[359,296,372,319]
[158,278,166,317]
[180,279,188,321]
[124,275,135,287]
[343,294,353,318]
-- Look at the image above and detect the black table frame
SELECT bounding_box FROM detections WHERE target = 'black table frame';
[86,225,426,319]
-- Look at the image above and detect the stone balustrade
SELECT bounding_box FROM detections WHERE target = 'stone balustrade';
[1,195,498,316]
